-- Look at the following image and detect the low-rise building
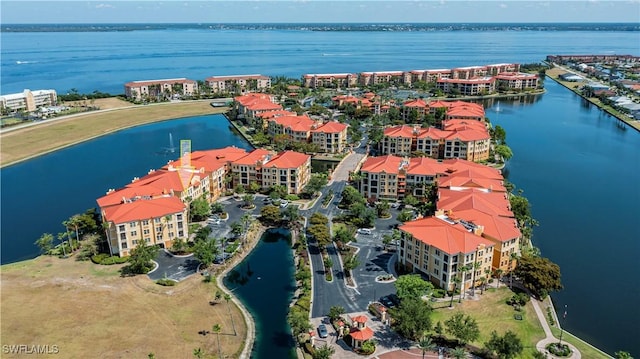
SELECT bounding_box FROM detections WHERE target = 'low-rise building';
[310,121,349,153]
[205,74,271,94]
[436,77,496,96]
[267,115,317,142]
[495,72,539,90]
[234,93,282,120]
[260,151,311,194]
[124,78,198,101]
[302,73,358,88]
[1,89,57,112]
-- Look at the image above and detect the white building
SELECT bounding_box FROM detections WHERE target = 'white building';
[1,89,58,112]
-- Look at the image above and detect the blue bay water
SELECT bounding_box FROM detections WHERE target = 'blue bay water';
[1,26,640,357]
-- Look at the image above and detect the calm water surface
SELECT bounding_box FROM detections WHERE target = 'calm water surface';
[223,229,296,359]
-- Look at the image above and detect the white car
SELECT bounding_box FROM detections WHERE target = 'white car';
[357,228,372,235]
[279,200,289,208]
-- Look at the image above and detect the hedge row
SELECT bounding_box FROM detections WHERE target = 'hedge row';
[91,253,129,265]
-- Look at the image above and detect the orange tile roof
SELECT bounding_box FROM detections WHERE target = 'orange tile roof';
[440,159,503,179]
[97,186,170,208]
[403,98,428,108]
[257,110,296,119]
[197,146,249,163]
[450,208,521,242]
[264,151,310,169]
[351,315,368,324]
[383,125,416,138]
[360,155,404,174]
[125,78,196,87]
[311,121,348,134]
[445,128,490,142]
[399,216,494,254]
[406,157,445,176]
[443,120,487,131]
[128,169,189,193]
[438,176,506,192]
[349,326,374,341]
[233,149,273,166]
[416,127,448,139]
[246,99,282,111]
[437,189,513,217]
[102,196,185,224]
[271,115,316,132]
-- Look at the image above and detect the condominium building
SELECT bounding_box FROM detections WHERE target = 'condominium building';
[0,89,57,112]
[380,125,416,156]
[101,196,188,257]
[311,121,349,153]
[124,78,198,101]
[234,93,282,120]
[267,115,317,142]
[231,149,274,188]
[359,71,410,87]
[302,73,358,88]
[436,77,496,96]
[398,215,495,291]
[260,151,311,194]
[205,74,271,94]
[495,72,540,90]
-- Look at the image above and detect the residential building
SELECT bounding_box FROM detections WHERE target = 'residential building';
[231,149,274,188]
[398,215,495,291]
[267,115,317,142]
[380,125,416,156]
[205,74,271,94]
[124,78,198,101]
[452,66,489,79]
[260,151,311,194]
[436,77,496,96]
[302,73,358,88]
[101,196,188,257]
[234,93,282,121]
[495,72,540,90]
[401,98,429,121]
[311,121,349,153]
[0,89,57,112]
[359,71,409,87]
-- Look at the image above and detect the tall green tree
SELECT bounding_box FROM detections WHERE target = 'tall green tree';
[418,336,436,359]
[614,351,634,359]
[328,305,345,321]
[287,309,312,337]
[35,233,54,254]
[395,274,434,300]
[312,344,335,359]
[449,347,467,359]
[304,174,328,196]
[391,297,433,341]
[127,241,156,274]
[193,238,219,268]
[260,204,282,224]
[445,313,480,345]
[224,293,237,336]
[495,144,513,162]
[190,196,211,221]
[342,254,360,277]
[450,276,461,307]
[514,254,562,299]
[484,330,524,359]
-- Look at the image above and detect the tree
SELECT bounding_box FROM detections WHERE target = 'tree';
[459,265,470,302]
[304,174,328,196]
[328,305,345,321]
[234,184,245,194]
[449,347,467,359]
[192,348,204,359]
[340,186,365,207]
[433,321,444,336]
[190,196,211,222]
[615,351,634,359]
[391,297,433,341]
[282,205,302,229]
[492,124,507,145]
[193,238,219,268]
[445,313,480,345]
[403,194,420,207]
[260,204,282,224]
[514,254,563,298]
[242,193,255,208]
[57,232,69,257]
[288,309,312,337]
[395,274,434,300]
[342,254,360,277]
[333,226,355,244]
[323,256,333,273]
[418,336,436,359]
[309,212,329,225]
[269,184,288,199]
[248,181,261,194]
[212,323,222,359]
[495,144,513,162]
[127,241,156,274]
[397,210,414,223]
[224,294,237,336]
[77,233,100,260]
[485,330,524,359]
[230,221,243,237]
[375,200,391,218]
[471,261,481,296]
[210,202,224,214]
[450,276,461,307]
[35,233,54,254]
[312,344,335,359]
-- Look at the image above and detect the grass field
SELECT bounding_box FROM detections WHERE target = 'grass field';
[0,100,228,167]
[430,286,546,358]
[0,256,246,359]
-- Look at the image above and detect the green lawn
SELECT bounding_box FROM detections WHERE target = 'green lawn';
[550,327,612,359]
[429,286,546,358]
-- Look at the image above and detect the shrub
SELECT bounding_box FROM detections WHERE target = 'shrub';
[285,194,299,201]
[359,340,376,355]
[432,289,446,298]
[546,343,571,357]
[91,253,129,265]
[156,278,177,286]
[304,342,315,355]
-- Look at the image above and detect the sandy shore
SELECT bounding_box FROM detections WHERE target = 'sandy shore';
[0,99,228,168]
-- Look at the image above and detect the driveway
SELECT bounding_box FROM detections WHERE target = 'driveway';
[147,249,200,282]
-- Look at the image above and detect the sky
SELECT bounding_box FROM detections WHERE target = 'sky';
[1,0,639,24]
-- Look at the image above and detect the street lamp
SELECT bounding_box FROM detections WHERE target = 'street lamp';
[558,304,568,345]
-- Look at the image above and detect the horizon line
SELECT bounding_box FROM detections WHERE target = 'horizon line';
[3,21,639,25]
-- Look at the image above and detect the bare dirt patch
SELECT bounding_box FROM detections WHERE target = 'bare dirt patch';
[62,97,132,110]
[1,256,246,358]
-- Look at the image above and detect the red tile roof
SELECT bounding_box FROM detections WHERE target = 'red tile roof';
[416,127,448,140]
[399,216,494,254]
[449,208,521,242]
[351,315,368,324]
[97,186,170,208]
[311,121,348,134]
[270,115,316,132]
[437,189,513,217]
[349,326,374,341]
[406,157,444,176]
[403,99,428,108]
[360,155,405,174]
[102,196,185,224]
[383,125,416,138]
[256,110,296,119]
[264,151,310,169]
[233,149,273,166]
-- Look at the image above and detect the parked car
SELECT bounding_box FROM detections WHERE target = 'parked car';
[380,296,395,308]
[317,324,328,338]
[279,200,289,208]
[389,293,401,306]
[357,228,372,235]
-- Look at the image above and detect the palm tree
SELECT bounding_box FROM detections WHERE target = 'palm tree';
[509,252,519,288]
[101,220,114,255]
[479,276,487,295]
[192,348,204,359]
[57,232,68,258]
[471,261,481,297]
[35,233,54,254]
[224,293,237,336]
[418,335,436,359]
[459,265,470,302]
[450,276,461,307]
[212,323,222,359]
[449,346,467,359]
[495,268,504,288]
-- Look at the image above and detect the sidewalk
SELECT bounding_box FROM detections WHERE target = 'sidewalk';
[531,298,581,358]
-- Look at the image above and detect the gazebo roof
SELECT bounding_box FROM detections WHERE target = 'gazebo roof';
[350,327,374,341]
[351,315,368,324]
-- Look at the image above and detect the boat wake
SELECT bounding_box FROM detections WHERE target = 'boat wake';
[16,60,37,64]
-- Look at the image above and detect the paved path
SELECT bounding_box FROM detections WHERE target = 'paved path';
[531,298,581,358]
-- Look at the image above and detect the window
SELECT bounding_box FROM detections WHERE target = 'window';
[178,230,184,237]
[120,233,126,240]
[168,223,174,229]
[118,225,125,231]
[130,231,137,236]
[434,249,441,256]
[156,226,162,232]
[121,242,128,249]
[146,238,151,243]
[132,240,138,245]
[154,218,161,223]
[129,222,136,228]
[143,229,150,235]
[176,214,183,221]
[443,254,449,263]
[434,259,440,266]
[156,235,162,241]
[142,220,149,225]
